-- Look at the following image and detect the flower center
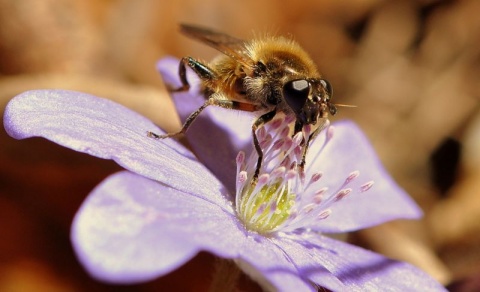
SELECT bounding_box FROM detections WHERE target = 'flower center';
[234,117,374,235]
[238,180,294,233]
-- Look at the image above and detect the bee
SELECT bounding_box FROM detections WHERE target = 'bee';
[149,24,337,182]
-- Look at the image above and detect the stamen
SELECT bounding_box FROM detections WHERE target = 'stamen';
[334,188,352,201]
[279,156,291,168]
[236,151,245,164]
[257,127,267,141]
[285,115,295,124]
[236,170,248,208]
[315,187,328,197]
[271,166,286,179]
[345,170,360,184]
[260,134,272,148]
[293,145,302,158]
[272,139,284,151]
[317,209,332,220]
[285,169,297,181]
[289,161,297,171]
[235,115,373,235]
[303,124,312,137]
[282,137,293,152]
[236,151,245,168]
[292,132,304,146]
[257,173,270,187]
[298,169,306,185]
[280,126,290,138]
[310,187,327,202]
[311,172,322,182]
[270,118,283,130]
[314,121,333,155]
[302,203,316,214]
[270,201,278,213]
[256,203,267,215]
[360,181,374,192]
[309,172,322,185]
[238,171,248,184]
[288,210,298,220]
[313,193,324,204]
[326,124,334,141]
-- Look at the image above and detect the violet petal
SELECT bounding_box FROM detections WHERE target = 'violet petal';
[305,120,422,232]
[72,171,245,283]
[236,235,320,292]
[4,89,229,208]
[74,170,323,291]
[277,235,446,291]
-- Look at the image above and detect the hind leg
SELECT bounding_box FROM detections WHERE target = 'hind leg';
[170,56,216,92]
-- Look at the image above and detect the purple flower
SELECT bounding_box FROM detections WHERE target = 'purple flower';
[3,57,445,291]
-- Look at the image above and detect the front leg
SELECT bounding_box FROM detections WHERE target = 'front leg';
[299,118,329,170]
[251,110,277,183]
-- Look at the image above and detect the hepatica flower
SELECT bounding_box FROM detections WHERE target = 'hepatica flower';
[3,57,445,291]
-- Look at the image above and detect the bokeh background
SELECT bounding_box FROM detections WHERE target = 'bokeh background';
[1,0,480,291]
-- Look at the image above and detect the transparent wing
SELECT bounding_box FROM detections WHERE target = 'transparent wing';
[180,24,253,67]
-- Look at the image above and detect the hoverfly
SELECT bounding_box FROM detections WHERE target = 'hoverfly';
[149,24,337,182]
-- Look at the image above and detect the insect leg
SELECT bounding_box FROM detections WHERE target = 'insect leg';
[148,97,260,139]
[148,57,217,138]
[299,118,329,170]
[252,110,277,183]
[148,98,213,139]
[171,56,216,92]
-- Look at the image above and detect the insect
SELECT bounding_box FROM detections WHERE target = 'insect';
[149,24,337,182]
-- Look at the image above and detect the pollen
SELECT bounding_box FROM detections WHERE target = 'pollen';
[238,176,295,233]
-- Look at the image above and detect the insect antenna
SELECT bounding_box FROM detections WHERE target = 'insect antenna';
[333,103,357,108]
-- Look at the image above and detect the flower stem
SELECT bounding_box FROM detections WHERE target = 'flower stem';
[209,258,241,292]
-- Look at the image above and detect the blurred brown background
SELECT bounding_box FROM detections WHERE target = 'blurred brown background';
[1,0,480,291]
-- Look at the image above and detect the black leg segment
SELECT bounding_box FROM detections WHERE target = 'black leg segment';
[251,109,277,183]
[172,57,216,92]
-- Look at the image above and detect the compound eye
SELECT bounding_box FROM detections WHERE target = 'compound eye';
[283,79,311,113]
[320,79,333,101]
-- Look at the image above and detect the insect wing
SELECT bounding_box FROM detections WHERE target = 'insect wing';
[180,24,252,67]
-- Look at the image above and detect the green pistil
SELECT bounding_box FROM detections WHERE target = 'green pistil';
[240,181,295,234]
